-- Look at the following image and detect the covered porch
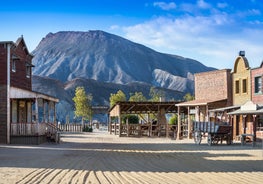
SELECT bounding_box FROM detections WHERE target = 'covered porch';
[9,87,59,144]
[228,101,263,144]
[109,101,179,138]
[176,98,229,140]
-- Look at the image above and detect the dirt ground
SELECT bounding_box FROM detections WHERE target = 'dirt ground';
[0,130,262,184]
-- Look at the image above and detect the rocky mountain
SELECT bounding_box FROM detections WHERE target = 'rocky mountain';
[31,30,215,122]
[32,31,215,93]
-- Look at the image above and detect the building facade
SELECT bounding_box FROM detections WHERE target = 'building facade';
[251,62,263,104]
[232,52,251,105]
[177,51,263,142]
[0,37,58,144]
[176,69,233,139]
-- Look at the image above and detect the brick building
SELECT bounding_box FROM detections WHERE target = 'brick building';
[0,37,58,144]
[251,62,263,104]
[177,51,263,142]
[176,69,233,139]
[228,57,263,141]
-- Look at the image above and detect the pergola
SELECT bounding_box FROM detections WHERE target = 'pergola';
[176,98,229,139]
[109,101,180,137]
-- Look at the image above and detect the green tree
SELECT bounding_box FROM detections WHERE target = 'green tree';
[122,115,139,124]
[72,86,93,125]
[149,87,165,102]
[183,93,195,101]
[129,92,147,102]
[169,114,178,125]
[110,90,126,107]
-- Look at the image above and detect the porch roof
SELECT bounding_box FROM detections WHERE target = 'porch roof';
[227,101,263,115]
[227,108,263,115]
[109,101,179,117]
[176,98,227,107]
[10,87,59,102]
[209,105,240,112]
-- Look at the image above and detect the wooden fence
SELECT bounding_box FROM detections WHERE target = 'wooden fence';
[110,122,177,139]
[57,123,91,132]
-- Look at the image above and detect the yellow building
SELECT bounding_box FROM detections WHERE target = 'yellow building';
[232,51,251,105]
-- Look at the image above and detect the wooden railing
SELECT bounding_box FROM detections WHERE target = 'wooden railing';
[110,122,177,138]
[57,123,91,132]
[10,123,47,136]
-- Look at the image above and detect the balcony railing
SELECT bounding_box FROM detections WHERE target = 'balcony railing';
[10,123,52,136]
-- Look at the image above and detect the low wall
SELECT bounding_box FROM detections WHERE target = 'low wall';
[10,135,46,145]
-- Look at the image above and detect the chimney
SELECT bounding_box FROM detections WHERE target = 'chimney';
[239,51,245,56]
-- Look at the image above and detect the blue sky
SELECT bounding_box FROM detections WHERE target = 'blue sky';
[1,0,263,69]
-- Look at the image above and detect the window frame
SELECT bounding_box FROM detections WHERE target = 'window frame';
[235,80,240,94]
[254,76,262,94]
[26,65,31,78]
[242,79,247,93]
[11,59,16,72]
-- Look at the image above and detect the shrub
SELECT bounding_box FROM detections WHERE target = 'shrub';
[122,115,139,124]
[169,115,178,125]
[83,126,93,132]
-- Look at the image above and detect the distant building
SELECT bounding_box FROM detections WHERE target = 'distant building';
[176,69,233,139]
[177,51,263,142]
[232,52,251,105]
[0,37,58,144]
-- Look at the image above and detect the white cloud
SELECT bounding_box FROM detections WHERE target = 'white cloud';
[153,2,176,10]
[197,0,211,9]
[217,2,228,9]
[109,25,120,30]
[121,13,263,69]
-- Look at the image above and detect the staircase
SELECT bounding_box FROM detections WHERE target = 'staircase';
[45,123,62,143]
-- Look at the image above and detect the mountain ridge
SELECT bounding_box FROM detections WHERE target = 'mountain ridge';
[31,30,216,122]
[32,30,215,93]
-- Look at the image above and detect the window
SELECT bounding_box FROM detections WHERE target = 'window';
[12,60,16,72]
[11,100,17,123]
[26,66,31,78]
[235,80,239,94]
[257,115,263,131]
[255,76,262,94]
[242,79,247,93]
[11,54,19,72]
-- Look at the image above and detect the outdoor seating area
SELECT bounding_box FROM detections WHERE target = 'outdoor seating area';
[110,122,177,138]
[109,101,179,139]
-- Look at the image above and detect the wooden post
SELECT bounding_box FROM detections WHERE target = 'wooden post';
[35,98,39,134]
[252,114,257,146]
[196,106,200,122]
[205,105,209,122]
[187,106,191,139]
[54,102,57,126]
[118,110,121,137]
[242,115,247,134]
[126,118,129,137]
[177,106,181,140]
[109,116,111,134]
[114,121,116,135]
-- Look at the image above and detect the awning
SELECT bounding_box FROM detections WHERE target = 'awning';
[228,108,263,115]
[209,105,240,112]
[176,98,227,107]
[10,87,59,102]
[227,101,263,115]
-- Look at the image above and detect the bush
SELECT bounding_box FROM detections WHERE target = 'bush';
[169,115,178,125]
[122,115,139,124]
[83,126,93,132]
